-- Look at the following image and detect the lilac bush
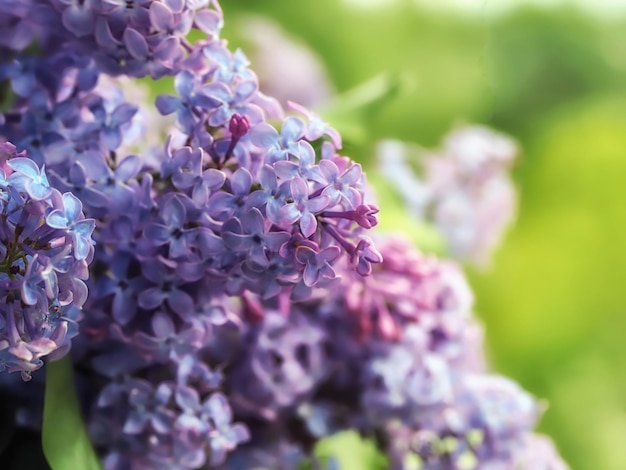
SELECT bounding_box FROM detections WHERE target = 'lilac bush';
[0,1,567,469]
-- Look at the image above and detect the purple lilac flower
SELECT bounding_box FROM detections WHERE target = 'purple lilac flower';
[222,208,291,270]
[156,70,220,133]
[123,380,175,434]
[227,310,329,421]
[46,192,97,260]
[1,0,381,296]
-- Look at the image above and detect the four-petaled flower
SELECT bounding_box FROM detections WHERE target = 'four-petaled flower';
[278,177,329,237]
[295,245,341,287]
[7,157,52,200]
[46,192,96,260]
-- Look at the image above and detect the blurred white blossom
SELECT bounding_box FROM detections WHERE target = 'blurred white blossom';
[378,126,518,267]
[238,16,334,108]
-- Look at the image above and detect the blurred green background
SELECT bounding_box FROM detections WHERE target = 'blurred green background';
[220,1,626,468]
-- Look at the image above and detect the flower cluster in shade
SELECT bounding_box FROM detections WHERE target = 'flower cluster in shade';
[0,1,568,469]
[378,127,518,267]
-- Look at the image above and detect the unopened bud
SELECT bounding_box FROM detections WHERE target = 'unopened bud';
[229,113,250,140]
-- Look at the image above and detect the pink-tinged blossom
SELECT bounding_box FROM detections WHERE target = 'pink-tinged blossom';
[515,434,570,470]
[218,237,565,469]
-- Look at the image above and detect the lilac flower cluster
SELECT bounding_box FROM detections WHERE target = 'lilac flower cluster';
[217,238,567,470]
[378,126,518,267]
[0,0,381,467]
[0,0,567,469]
[0,142,94,380]
[0,0,222,79]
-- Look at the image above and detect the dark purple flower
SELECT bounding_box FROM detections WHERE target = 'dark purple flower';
[137,257,195,318]
[134,311,206,362]
[60,0,98,37]
[124,380,176,434]
[229,113,250,140]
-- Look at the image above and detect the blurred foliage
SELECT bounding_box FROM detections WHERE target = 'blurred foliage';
[368,173,445,255]
[314,431,387,470]
[222,0,489,146]
[218,1,626,469]
[469,95,626,470]
[43,357,102,470]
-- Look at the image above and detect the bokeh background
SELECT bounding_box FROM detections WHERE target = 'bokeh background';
[217,1,626,468]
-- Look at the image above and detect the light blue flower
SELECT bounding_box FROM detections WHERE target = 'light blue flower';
[46,192,95,260]
[7,157,52,200]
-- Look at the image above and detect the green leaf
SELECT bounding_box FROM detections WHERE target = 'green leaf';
[42,356,102,470]
[319,74,405,147]
[322,74,404,118]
